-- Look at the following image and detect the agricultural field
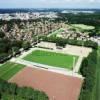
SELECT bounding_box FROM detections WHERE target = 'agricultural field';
[23,50,78,69]
[0,62,25,80]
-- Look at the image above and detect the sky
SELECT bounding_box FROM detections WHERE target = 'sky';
[0,0,100,9]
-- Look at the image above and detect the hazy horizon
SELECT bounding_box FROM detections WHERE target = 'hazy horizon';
[0,0,100,9]
[0,8,100,9]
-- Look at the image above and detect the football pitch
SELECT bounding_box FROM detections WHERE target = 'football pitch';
[23,50,78,69]
[0,62,25,80]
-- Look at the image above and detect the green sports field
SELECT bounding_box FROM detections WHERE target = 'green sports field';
[0,62,25,80]
[23,50,78,69]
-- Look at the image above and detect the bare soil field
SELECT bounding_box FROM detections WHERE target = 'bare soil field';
[9,67,83,100]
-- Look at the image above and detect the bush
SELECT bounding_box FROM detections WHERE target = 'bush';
[0,79,49,100]
[22,41,31,50]
[0,53,9,63]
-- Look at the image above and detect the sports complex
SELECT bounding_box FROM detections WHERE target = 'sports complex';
[0,39,92,100]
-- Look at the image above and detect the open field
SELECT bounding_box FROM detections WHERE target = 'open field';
[71,24,95,30]
[0,62,25,80]
[9,67,83,100]
[48,28,64,37]
[23,50,78,69]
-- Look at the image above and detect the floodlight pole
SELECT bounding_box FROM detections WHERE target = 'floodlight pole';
[37,35,39,44]
[82,38,84,53]
[73,57,76,74]
[12,48,14,56]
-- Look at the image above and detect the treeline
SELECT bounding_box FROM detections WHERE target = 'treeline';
[40,36,98,49]
[57,13,100,36]
[58,13,100,26]
[88,26,100,37]
[79,49,97,100]
[0,79,48,100]
[0,32,31,63]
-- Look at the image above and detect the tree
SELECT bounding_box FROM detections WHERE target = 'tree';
[22,41,31,50]
[11,47,20,56]
[0,53,9,63]
[79,50,97,100]
[0,31,5,38]
[8,83,17,94]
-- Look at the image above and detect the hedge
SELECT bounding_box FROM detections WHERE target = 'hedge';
[0,79,49,100]
[79,50,97,100]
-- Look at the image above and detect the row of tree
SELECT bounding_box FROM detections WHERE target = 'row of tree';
[0,31,31,63]
[58,13,100,26]
[79,49,97,100]
[40,36,98,49]
[58,13,100,36]
[0,79,48,100]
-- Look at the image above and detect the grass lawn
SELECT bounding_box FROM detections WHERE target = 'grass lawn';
[0,62,25,80]
[23,50,78,69]
[71,24,94,31]
[86,47,100,100]
[92,47,100,100]
[49,28,64,37]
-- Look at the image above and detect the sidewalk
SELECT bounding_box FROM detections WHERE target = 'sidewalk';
[73,57,83,73]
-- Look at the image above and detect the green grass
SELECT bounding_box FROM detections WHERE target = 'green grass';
[93,47,100,100]
[1,93,25,100]
[0,62,25,80]
[49,28,64,37]
[23,50,78,69]
[88,47,100,100]
[71,24,94,30]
